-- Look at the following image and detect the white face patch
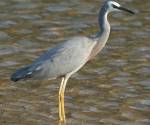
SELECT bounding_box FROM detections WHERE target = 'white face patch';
[109,1,120,7]
[107,1,121,12]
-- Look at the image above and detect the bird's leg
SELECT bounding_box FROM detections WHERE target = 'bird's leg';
[59,77,64,121]
[58,75,70,122]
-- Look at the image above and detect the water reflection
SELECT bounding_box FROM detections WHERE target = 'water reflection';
[0,0,150,125]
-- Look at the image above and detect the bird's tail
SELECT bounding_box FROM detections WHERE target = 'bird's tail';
[11,60,43,82]
[11,65,34,82]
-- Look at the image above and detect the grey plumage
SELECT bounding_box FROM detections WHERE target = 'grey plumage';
[11,36,96,81]
[10,1,134,121]
[11,1,134,82]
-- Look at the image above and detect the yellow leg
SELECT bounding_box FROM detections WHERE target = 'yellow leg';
[59,92,65,121]
[58,75,70,122]
[59,77,65,121]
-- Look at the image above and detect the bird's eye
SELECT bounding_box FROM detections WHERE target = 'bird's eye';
[112,4,118,9]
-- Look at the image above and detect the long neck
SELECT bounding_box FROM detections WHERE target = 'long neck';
[89,6,111,60]
[92,6,111,54]
[97,6,110,43]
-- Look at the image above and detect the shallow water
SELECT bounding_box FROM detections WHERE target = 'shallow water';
[0,0,149,125]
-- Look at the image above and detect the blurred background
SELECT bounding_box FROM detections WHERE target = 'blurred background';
[0,0,149,125]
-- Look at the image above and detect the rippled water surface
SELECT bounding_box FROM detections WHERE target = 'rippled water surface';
[0,0,149,125]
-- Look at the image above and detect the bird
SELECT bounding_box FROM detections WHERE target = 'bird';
[11,0,134,122]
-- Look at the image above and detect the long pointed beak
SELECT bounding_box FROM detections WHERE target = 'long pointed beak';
[117,6,135,14]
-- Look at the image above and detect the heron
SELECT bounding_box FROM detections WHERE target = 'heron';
[11,0,134,122]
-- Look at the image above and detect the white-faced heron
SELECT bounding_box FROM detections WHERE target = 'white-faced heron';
[11,0,134,122]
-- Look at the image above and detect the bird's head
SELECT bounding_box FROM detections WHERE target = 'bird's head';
[105,0,135,14]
